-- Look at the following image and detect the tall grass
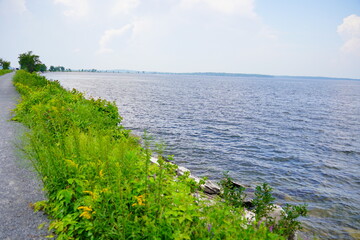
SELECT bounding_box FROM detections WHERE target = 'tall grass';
[0,69,13,76]
[12,70,300,239]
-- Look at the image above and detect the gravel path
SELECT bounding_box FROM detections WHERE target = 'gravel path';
[0,72,50,239]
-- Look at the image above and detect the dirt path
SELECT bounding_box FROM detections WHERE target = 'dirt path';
[0,72,49,239]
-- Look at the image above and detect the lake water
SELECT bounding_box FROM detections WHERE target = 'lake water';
[44,72,360,240]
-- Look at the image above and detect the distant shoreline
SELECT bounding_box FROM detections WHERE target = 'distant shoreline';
[46,70,360,81]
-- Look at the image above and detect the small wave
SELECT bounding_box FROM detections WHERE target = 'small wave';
[271,156,296,162]
[336,150,360,155]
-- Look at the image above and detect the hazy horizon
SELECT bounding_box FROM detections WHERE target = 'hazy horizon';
[1,0,360,79]
[47,68,360,81]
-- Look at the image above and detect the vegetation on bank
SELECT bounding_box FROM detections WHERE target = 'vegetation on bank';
[0,69,13,76]
[12,70,307,239]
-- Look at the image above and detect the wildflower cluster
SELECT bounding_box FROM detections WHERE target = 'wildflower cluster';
[78,206,94,219]
[132,195,146,207]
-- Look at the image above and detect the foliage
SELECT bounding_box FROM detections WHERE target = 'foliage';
[39,64,47,72]
[0,58,11,70]
[218,174,308,238]
[12,70,306,239]
[18,51,43,73]
[274,204,308,238]
[252,183,276,222]
[219,171,246,208]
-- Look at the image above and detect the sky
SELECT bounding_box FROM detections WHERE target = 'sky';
[0,0,360,79]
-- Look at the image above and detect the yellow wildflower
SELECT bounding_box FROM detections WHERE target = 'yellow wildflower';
[78,206,92,212]
[132,195,146,206]
[99,169,104,178]
[79,211,92,219]
[78,206,94,219]
[65,159,78,169]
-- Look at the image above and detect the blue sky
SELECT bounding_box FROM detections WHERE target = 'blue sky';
[0,0,359,78]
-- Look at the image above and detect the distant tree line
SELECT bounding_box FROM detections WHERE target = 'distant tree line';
[7,51,98,73]
[49,66,69,72]
[80,69,97,72]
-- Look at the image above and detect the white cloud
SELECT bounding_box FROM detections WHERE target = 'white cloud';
[54,0,89,17]
[338,14,360,56]
[340,37,360,55]
[111,0,140,15]
[0,0,27,14]
[97,24,133,54]
[180,0,256,18]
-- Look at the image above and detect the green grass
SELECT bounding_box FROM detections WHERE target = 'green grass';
[0,69,13,76]
[12,70,306,239]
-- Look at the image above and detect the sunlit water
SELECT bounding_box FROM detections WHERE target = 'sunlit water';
[44,72,360,239]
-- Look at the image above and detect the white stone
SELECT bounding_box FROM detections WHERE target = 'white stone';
[149,156,159,165]
[244,209,255,223]
[176,166,191,176]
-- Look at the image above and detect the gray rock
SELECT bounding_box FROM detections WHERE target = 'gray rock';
[201,180,221,195]
[268,204,285,223]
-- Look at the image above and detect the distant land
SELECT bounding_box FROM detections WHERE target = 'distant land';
[60,68,360,81]
[99,69,360,81]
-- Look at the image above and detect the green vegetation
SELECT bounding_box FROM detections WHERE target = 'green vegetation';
[0,69,13,76]
[0,58,11,70]
[18,51,46,73]
[49,66,66,72]
[253,183,276,221]
[12,70,306,239]
[219,172,246,208]
[219,175,308,239]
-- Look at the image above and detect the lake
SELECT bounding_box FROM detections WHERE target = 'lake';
[44,72,360,240]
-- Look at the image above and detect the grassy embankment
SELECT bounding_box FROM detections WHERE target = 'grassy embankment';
[12,70,304,239]
[0,69,13,76]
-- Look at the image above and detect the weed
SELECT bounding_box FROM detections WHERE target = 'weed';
[219,171,246,208]
[274,204,308,238]
[253,182,276,222]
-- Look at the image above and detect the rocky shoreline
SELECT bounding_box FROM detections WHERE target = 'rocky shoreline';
[150,156,299,240]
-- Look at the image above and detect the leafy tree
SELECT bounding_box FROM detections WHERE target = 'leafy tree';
[2,61,10,70]
[18,51,43,73]
[0,58,11,70]
[49,66,55,72]
[39,64,47,72]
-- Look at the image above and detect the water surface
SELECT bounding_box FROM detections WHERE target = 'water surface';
[45,72,360,239]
